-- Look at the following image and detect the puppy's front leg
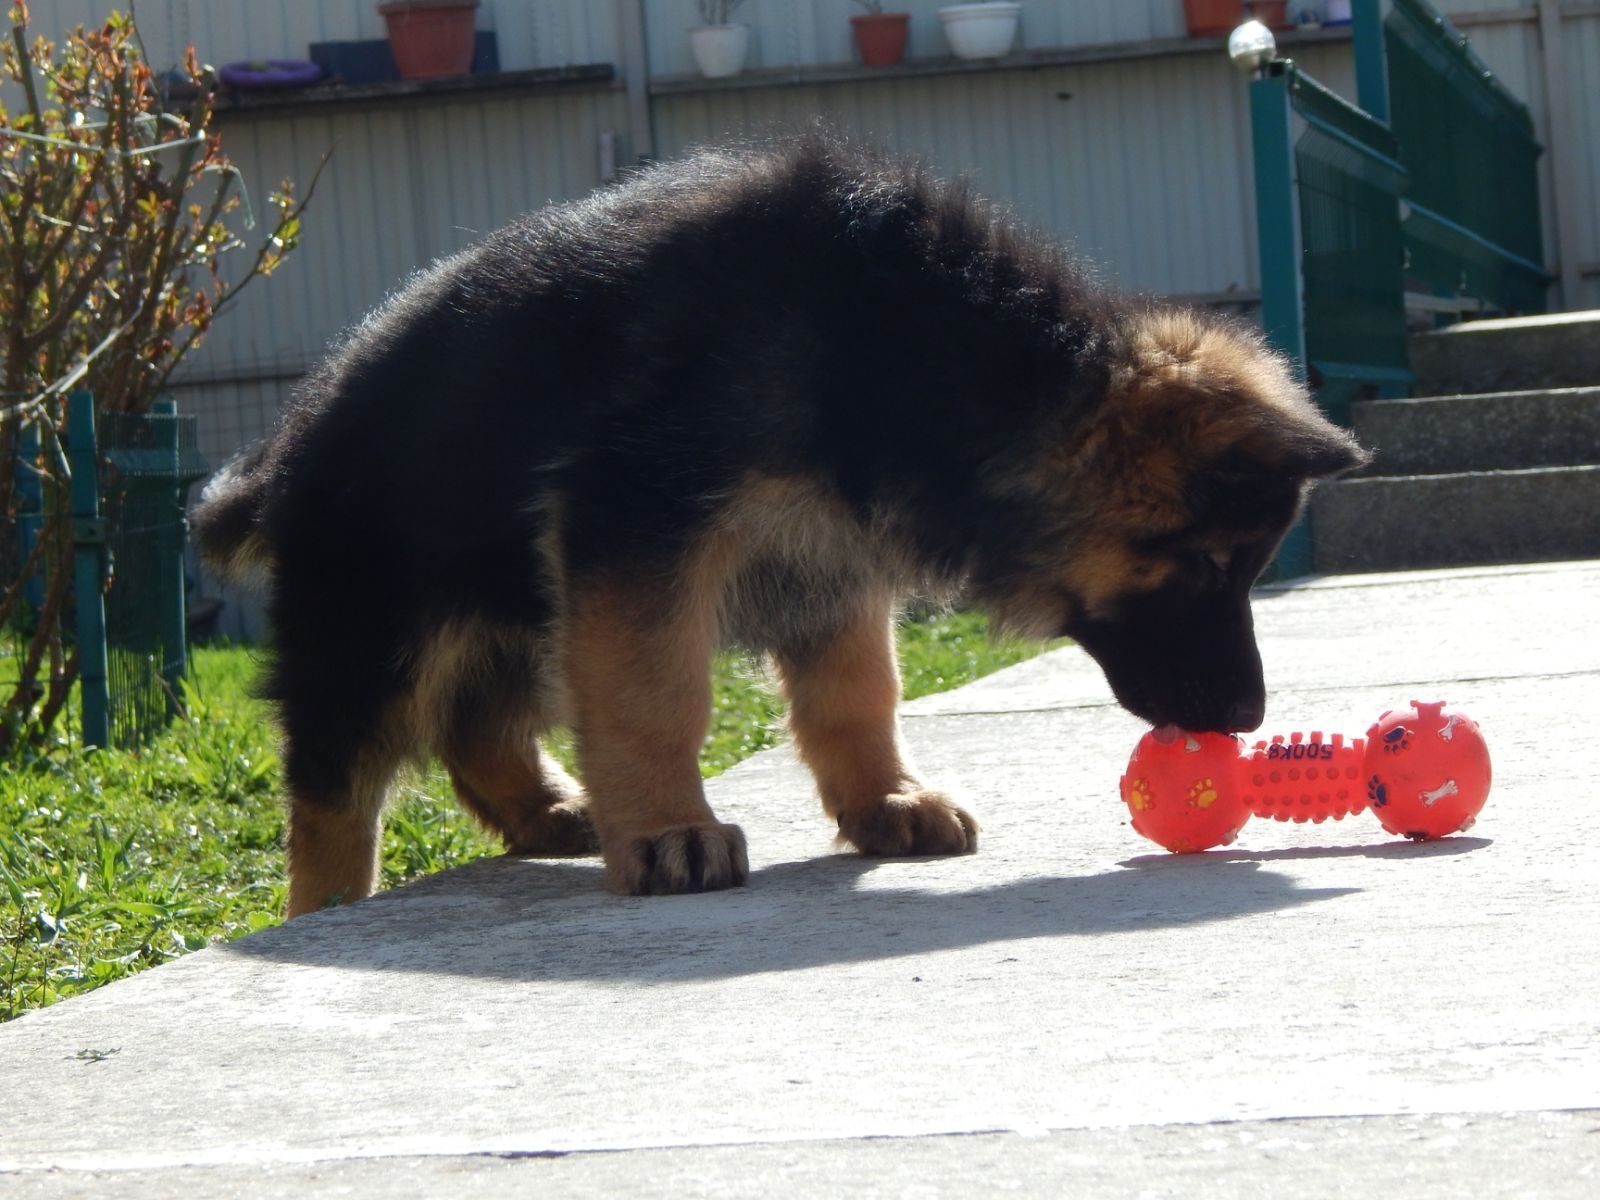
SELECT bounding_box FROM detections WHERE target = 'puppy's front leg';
[777,599,978,857]
[567,582,748,895]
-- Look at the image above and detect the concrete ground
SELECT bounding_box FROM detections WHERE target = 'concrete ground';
[2,561,1597,1197]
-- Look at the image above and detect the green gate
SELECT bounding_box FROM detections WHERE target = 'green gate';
[1291,68,1413,422]
[97,400,210,747]
[54,393,208,749]
[1249,60,1411,575]
[1378,0,1547,314]
[1248,0,1549,577]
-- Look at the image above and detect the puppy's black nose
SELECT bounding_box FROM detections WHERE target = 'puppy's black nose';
[1226,698,1265,732]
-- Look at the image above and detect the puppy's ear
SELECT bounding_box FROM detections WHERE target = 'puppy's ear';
[1260,409,1372,481]
[1119,308,1370,483]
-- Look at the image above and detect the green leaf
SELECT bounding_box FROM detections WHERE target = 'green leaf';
[0,859,26,908]
[99,899,168,918]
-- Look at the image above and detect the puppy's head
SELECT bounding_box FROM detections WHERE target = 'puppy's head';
[994,308,1368,733]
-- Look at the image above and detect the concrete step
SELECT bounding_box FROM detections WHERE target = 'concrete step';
[1409,310,1600,394]
[1351,386,1600,475]
[1312,464,1600,573]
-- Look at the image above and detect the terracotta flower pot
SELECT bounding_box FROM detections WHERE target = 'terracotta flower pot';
[851,13,911,67]
[1183,0,1291,37]
[376,0,480,81]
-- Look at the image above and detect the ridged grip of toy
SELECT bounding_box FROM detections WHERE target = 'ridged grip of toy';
[1239,731,1370,823]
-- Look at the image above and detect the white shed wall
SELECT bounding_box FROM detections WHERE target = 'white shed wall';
[13,2,1596,638]
[12,3,1598,446]
[18,1,1594,389]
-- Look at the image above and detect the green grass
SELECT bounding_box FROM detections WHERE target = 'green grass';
[1,612,1051,1021]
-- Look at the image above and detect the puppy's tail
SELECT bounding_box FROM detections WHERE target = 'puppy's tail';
[192,443,275,587]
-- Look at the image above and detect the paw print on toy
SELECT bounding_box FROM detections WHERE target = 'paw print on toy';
[1366,775,1388,807]
[1381,725,1411,754]
[1125,778,1154,811]
[1187,778,1218,809]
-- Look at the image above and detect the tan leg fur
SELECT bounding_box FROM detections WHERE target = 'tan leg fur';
[285,754,397,918]
[566,580,747,895]
[776,597,978,857]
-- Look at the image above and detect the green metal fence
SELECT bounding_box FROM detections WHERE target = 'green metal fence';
[1249,0,1548,576]
[97,401,209,748]
[5,393,205,750]
[1290,68,1413,420]
[1363,0,1548,313]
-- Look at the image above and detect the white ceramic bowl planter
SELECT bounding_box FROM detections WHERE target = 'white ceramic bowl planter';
[938,3,1022,60]
[688,23,750,78]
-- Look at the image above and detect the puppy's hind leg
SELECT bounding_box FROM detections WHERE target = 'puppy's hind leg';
[776,596,978,857]
[275,622,409,918]
[284,742,402,919]
[442,735,599,858]
[421,628,599,857]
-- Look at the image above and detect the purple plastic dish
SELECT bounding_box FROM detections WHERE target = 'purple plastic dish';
[219,60,323,90]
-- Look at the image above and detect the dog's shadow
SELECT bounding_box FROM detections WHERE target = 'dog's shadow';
[219,839,1452,983]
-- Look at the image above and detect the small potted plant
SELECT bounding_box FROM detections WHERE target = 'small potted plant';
[689,0,751,79]
[376,0,480,80]
[937,3,1022,61]
[851,2,911,67]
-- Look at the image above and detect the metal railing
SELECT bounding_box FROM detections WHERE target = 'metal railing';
[5,393,206,749]
[98,403,210,747]
[1246,0,1548,576]
[1249,60,1412,576]
[1359,0,1548,314]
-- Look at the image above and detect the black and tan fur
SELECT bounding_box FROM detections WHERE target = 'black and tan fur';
[194,135,1366,916]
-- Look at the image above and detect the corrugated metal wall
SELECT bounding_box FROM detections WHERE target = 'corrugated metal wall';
[656,57,1238,297]
[640,0,1189,77]
[20,2,1593,385]
[37,0,621,72]
[189,89,632,384]
[13,2,1599,635]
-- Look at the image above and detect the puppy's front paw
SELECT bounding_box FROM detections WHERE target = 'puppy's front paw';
[837,789,979,857]
[606,821,750,895]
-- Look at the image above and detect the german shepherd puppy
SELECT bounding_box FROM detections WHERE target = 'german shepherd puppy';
[195,135,1366,916]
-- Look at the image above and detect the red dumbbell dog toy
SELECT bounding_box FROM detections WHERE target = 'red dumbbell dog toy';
[1119,700,1491,853]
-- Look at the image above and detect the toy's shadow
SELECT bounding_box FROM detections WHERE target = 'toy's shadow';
[1118,835,1492,868]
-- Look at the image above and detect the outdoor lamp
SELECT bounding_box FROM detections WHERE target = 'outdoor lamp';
[1227,19,1278,76]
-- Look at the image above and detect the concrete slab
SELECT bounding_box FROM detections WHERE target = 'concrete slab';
[3,561,1598,1196]
[904,560,1600,717]
[8,1112,1598,1199]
